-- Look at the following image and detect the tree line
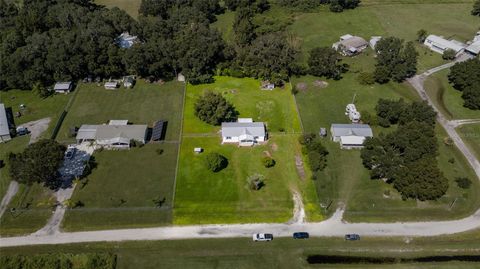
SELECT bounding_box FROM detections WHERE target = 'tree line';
[277,0,361,12]
[448,59,480,110]
[361,99,449,201]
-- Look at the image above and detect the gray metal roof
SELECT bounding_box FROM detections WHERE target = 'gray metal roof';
[331,124,373,137]
[221,122,265,137]
[95,125,147,141]
[76,124,147,142]
[0,104,10,136]
[76,125,98,140]
[54,82,72,90]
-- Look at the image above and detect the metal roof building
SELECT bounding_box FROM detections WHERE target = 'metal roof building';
[221,122,266,146]
[330,124,373,149]
[424,35,466,56]
[54,82,73,94]
[0,104,12,143]
[76,123,147,149]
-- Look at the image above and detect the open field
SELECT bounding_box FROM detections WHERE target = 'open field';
[62,143,178,231]
[95,0,141,19]
[2,229,480,269]
[183,76,301,134]
[425,70,480,120]
[458,124,480,160]
[58,80,184,142]
[174,135,322,224]
[0,182,54,236]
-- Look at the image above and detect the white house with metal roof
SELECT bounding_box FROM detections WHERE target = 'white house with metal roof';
[333,34,369,56]
[221,121,266,146]
[424,35,466,57]
[54,82,73,94]
[0,104,12,143]
[76,122,147,149]
[330,124,373,149]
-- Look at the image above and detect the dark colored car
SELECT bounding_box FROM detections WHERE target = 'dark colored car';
[345,234,360,241]
[293,232,309,239]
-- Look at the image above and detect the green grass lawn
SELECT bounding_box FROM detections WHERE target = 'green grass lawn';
[458,124,480,160]
[2,229,480,269]
[183,76,301,134]
[0,182,55,236]
[425,70,480,120]
[174,135,321,224]
[62,143,178,231]
[95,0,141,19]
[0,89,69,127]
[57,80,185,142]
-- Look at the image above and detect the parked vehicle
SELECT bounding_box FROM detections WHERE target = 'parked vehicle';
[65,146,76,159]
[16,127,28,136]
[293,232,309,239]
[252,233,273,242]
[345,234,360,241]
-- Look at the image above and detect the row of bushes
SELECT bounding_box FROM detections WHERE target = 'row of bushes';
[0,253,116,269]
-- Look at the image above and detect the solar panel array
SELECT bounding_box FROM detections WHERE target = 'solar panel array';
[151,120,164,141]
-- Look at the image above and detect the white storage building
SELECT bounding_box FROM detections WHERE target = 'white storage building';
[221,122,266,146]
[330,124,373,149]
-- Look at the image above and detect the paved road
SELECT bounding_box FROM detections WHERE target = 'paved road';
[2,60,480,248]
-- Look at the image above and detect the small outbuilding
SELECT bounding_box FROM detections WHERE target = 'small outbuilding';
[104,81,119,90]
[194,147,203,154]
[369,36,382,50]
[116,32,138,49]
[330,124,373,149]
[177,73,185,82]
[123,76,135,88]
[54,82,73,94]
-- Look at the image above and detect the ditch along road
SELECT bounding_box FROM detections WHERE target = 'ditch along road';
[2,60,480,247]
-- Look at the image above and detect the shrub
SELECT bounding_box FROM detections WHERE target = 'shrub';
[204,152,228,172]
[357,72,375,85]
[156,148,164,155]
[455,177,472,189]
[442,49,456,60]
[262,157,276,168]
[248,173,265,190]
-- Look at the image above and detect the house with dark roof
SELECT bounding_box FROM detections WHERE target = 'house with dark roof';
[221,120,266,146]
[330,124,373,149]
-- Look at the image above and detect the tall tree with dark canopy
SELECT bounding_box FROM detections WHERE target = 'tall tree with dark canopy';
[374,37,418,83]
[194,91,238,125]
[308,47,348,79]
[8,139,65,187]
[448,58,480,109]
[472,0,480,16]
[233,6,257,46]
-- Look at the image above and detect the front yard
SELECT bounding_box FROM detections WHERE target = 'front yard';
[175,76,320,224]
[62,143,178,231]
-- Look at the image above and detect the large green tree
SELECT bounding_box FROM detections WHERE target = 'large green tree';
[194,91,238,125]
[448,59,480,110]
[8,139,65,187]
[374,37,418,83]
[308,47,347,79]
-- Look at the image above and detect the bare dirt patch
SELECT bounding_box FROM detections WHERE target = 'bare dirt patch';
[263,151,272,158]
[19,117,51,143]
[313,80,329,88]
[270,143,278,152]
[295,155,306,180]
[296,82,308,92]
